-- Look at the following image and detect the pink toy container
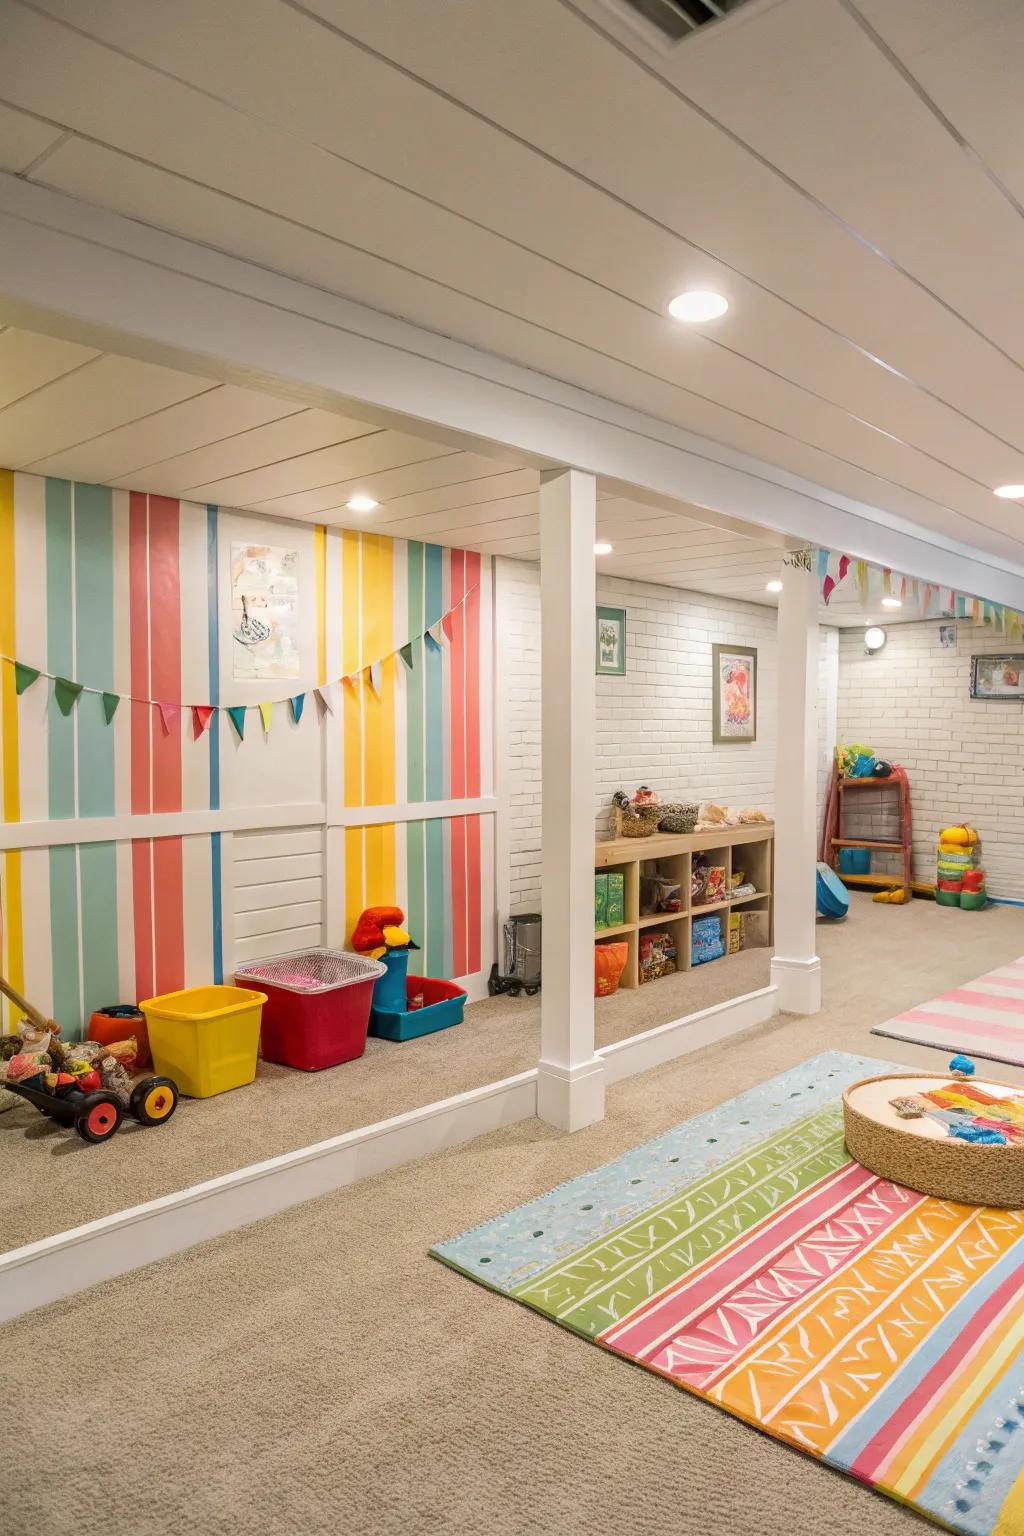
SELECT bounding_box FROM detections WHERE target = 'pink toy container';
[234,949,385,1071]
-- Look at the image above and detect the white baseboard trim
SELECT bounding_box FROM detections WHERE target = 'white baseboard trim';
[0,982,779,1323]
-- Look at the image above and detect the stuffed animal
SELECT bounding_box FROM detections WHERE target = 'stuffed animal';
[351,907,420,962]
[97,1055,132,1107]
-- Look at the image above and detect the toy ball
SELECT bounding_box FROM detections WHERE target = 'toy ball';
[950,1054,976,1079]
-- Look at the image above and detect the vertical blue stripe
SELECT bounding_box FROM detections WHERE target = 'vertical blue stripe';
[424,543,444,801]
[207,505,223,983]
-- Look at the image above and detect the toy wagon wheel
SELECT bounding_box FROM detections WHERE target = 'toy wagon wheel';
[130,1076,179,1127]
[75,1092,123,1144]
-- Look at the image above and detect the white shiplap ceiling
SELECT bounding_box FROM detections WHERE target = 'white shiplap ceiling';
[0,323,796,607]
[2,0,1021,607]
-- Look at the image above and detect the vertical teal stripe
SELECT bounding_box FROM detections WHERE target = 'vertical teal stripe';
[424,543,444,800]
[406,541,425,802]
[74,483,115,817]
[425,818,447,978]
[45,478,75,820]
[406,820,426,959]
[79,842,118,1030]
[48,845,82,1036]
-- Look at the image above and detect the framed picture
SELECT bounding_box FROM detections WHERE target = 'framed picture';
[970,653,1024,700]
[712,643,757,743]
[596,606,626,675]
[938,623,956,649]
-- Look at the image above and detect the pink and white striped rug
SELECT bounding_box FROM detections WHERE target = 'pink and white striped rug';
[872,957,1024,1066]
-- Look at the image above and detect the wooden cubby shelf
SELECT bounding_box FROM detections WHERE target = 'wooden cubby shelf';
[594,825,774,990]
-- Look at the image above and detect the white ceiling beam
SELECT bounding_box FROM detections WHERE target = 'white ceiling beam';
[1,173,1022,606]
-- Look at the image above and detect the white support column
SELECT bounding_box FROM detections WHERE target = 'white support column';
[538,468,606,1131]
[770,551,823,1014]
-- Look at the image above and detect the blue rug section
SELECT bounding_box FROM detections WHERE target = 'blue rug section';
[433,1050,902,1291]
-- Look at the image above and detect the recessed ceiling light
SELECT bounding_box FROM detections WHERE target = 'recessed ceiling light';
[346,494,378,513]
[667,289,729,323]
[765,579,783,593]
[594,541,613,555]
[881,596,902,609]
[994,484,1024,499]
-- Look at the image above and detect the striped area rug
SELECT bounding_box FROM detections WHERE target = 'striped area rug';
[872,958,1024,1067]
[432,1052,1024,1536]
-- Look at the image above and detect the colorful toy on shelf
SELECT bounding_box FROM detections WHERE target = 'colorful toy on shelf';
[935,826,986,909]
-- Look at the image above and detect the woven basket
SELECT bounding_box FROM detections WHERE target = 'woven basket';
[617,806,662,838]
[843,1072,1024,1208]
[658,802,698,834]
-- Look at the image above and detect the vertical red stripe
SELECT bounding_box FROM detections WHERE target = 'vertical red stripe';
[449,551,467,976]
[464,551,481,797]
[148,498,184,991]
[153,837,185,993]
[129,496,154,997]
[466,816,482,974]
[464,552,482,973]
[149,497,182,815]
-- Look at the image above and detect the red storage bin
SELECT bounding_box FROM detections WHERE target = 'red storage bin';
[234,949,385,1071]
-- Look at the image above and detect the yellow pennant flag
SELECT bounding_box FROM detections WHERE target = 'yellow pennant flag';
[855,560,868,603]
[258,701,272,733]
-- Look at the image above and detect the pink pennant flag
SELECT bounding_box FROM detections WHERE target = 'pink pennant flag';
[822,574,835,604]
[837,554,850,583]
[900,576,907,599]
[157,701,180,736]
[441,611,456,644]
[192,704,215,739]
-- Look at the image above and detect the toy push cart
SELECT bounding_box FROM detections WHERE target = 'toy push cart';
[2,1072,180,1143]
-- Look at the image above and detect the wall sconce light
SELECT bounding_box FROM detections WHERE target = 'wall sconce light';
[864,625,887,653]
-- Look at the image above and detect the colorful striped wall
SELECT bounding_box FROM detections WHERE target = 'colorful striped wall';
[0,470,493,1036]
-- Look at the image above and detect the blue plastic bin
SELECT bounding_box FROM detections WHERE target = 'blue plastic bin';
[369,975,466,1042]
[839,848,872,875]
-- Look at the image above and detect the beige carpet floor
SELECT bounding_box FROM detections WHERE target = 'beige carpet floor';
[3,896,1024,1536]
[0,943,771,1252]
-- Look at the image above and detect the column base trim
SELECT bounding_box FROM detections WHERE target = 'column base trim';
[537,1055,606,1132]
[771,954,822,1014]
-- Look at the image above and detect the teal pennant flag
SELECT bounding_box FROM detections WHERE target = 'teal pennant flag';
[102,692,120,724]
[226,705,247,740]
[13,662,39,696]
[399,643,414,670]
[290,693,305,724]
[53,677,83,716]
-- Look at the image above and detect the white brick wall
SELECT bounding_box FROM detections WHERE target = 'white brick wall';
[835,619,1024,898]
[497,558,838,914]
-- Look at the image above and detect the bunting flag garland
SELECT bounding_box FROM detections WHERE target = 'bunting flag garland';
[53,677,83,717]
[2,580,480,743]
[812,546,1024,640]
[13,662,39,696]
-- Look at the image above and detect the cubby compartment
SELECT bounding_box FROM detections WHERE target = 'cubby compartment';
[691,907,728,967]
[730,838,772,905]
[637,853,688,920]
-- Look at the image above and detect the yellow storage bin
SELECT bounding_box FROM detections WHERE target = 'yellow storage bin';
[141,985,266,1098]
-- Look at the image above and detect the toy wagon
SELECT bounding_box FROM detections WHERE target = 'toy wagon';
[2,1071,180,1143]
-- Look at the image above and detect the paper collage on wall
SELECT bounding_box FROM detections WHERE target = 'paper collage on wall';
[231,542,300,679]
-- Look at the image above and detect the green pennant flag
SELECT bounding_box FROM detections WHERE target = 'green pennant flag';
[102,692,120,724]
[53,677,83,716]
[226,705,246,740]
[13,662,39,696]
[399,643,414,670]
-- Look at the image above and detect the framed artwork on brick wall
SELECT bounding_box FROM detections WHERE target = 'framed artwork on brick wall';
[596,606,626,675]
[970,653,1024,700]
[712,643,757,742]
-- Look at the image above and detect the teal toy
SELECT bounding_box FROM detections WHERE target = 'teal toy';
[950,1055,976,1079]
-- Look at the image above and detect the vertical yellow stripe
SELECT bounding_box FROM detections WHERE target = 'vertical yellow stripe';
[361,534,396,896]
[344,826,364,946]
[0,469,24,1028]
[995,1462,1024,1536]
[314,523,326,687]
[342,529,362,808]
